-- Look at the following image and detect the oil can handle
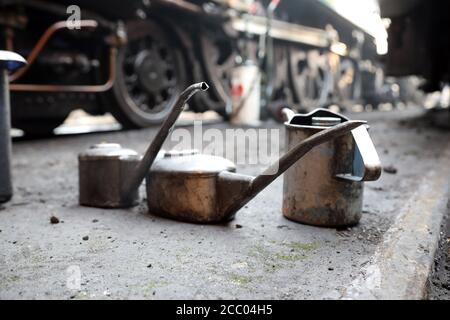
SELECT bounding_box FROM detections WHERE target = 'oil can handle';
[335,125,381,182]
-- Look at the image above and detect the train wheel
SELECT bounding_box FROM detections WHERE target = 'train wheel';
[195,30,240,117]
[105,20,187,128]
[288,48,327,111]
[335,58,357,107]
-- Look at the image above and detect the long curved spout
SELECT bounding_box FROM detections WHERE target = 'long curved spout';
[121,82,209,198]
[220,120,366,218]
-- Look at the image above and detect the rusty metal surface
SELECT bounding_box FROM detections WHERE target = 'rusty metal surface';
[78,144,141,208]
[282,109,381,227]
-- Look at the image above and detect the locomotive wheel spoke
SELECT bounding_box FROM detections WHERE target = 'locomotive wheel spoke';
[110,19,186,126]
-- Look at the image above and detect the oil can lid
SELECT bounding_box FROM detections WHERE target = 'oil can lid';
[286,108,350,128]
[78,143,140,161]
[151,152,236,176]
[0,51,26,72]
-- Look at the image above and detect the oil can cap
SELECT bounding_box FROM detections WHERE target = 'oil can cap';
[151,153,236,176]
[286,108,350,128]
[78,143,140,161]
[0,51,26,72]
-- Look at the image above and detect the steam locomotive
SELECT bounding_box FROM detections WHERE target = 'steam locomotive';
[0,0,381,134]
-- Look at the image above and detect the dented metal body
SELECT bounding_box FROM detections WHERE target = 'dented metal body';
[146,119,365,224]
[78,82,209,208]
[282,109,382,227]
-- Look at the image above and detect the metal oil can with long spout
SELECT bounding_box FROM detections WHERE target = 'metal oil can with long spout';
[282,108,382,227]
[145,118,365,224]
[78,82,209,208]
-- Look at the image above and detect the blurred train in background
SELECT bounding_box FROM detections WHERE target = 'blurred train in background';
[0,0,423,135]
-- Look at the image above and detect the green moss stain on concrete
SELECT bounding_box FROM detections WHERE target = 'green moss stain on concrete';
[228,273,253,286]
[143,280,170,297]
[275,253,307,262]
[70,291,90,300]
[0,274,20,289]
[247,241,319,272]
[285,242,319,252]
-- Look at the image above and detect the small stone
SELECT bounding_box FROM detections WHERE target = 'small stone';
[92,219,99,223]
[82,236,89,241]
[383,166,398,174]
[328,267,334,271]
[50,216,60,224]
[235,224,243,229]
[147,264,152,268]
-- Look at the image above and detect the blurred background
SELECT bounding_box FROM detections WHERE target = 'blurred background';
[0,0,449,136]
[1,0,450,301]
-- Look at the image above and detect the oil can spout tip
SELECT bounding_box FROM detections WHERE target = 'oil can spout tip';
[200,82,209,91]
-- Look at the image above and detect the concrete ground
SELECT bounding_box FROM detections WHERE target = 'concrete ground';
[428,209,450,299]
[0,107,449,300]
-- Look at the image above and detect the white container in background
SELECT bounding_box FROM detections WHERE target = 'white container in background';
[230,61,261,126]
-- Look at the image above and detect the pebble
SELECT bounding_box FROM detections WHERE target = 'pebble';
[383,166,398,174]
[50,216,60,224]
